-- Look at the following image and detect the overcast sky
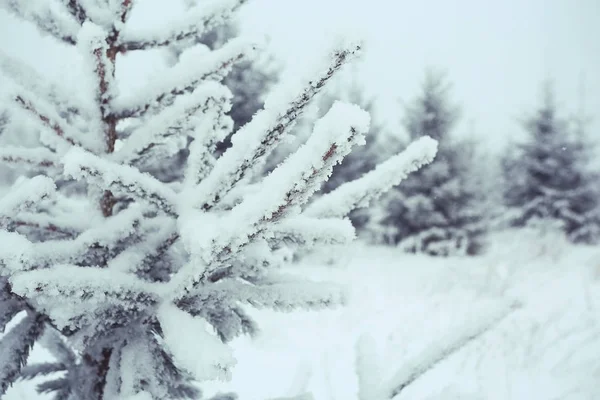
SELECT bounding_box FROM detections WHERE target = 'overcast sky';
[1,0,598,151]
[241,0,600,148]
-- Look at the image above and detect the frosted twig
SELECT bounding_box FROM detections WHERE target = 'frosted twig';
[0,147,60,170]
[305,136,438,218]
[63,147,178,216]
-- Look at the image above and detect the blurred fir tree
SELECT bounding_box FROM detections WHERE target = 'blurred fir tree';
[370,69,487,256]
[501,82,600,243]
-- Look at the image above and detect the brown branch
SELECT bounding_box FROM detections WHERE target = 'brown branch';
[87,22,123,216]
[15,95,76,147]
[2,219,77,238]
[63,0,88,24]
[120,0,133,23]
[82,347,113,400]
[0,153,57,169]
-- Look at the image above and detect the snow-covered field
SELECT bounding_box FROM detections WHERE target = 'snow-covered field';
[5,230,600,400]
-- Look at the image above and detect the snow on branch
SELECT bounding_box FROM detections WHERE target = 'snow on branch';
[9,265,160,328]
[0,311,46,396]
[2,205,84,240]
[10,92,82,152]
[63,147,178,215]
[0,279,23,333]
[270,216,356,248]
[117,0,247,51]
[115,81,232,166]
[39,328,77,366]
[0,176,55,219]
[0,0,80,45]
[58,0,88,25]
[114,0,134,24]
[179,274,345,315]
[0,146,60,171]
[239,277,346,311]
[25,203,145,268]
[188,42,362,211]
[19,362,67,381]
[112,38,255,119]
[108,217,177,276]
[305,136,438,219]
[381,301,521,399]
[0,231,35,274]
[180,101,369,266]
[157,303,236,381]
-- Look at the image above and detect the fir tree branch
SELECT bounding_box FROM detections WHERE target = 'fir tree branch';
[118,0,133,23]
[63,147,178,216]
[39,328,77,366]
[0,311,46,396]
[0,176,56,217]
[270,217,355,247]
[190,42,362,211]
[112,38,254,119]
[59,0,88,25]
[176,102,368,294]
[13,94,78,149]
[78,23,116,153]
[19,362,67,381]
[305,136,438,219]
[0,279,23,333]
[2,218,79,239]
[10,265,160,313]
[78,22,123,217]
[82,347,113,400]
[116,0,247,52]
[36,376,70,394]
[115,81,232,167]
[0,0,79,45]
[0,146,60,171]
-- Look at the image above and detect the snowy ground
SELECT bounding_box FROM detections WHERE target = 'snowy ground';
[5,229,600,400]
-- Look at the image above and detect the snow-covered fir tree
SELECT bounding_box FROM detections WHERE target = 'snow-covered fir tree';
[501,82,599,243]
[370,70,486,256]
[0,1,438,399]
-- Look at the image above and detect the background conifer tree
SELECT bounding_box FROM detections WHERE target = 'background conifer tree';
[370,70,486,256]
[501,82,600,243]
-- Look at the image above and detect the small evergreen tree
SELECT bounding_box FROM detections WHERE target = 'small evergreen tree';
[371,70,486,256]
[501,83,599,243]
[0,1,438,399]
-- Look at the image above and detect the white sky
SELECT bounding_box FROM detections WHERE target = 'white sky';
[240,0,600,148]
[1,0,598,151]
